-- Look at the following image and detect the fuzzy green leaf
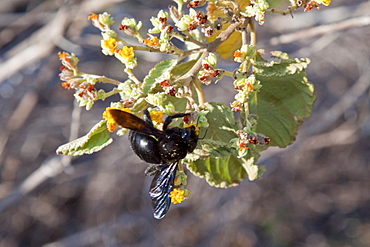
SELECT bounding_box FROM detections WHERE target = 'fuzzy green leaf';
[170,59,197,79]
[186,102,264,187]
[187,154,247,188]
[56,120,113,156]
[187,149,264,187]
[196,102,240,157]
[251,52,315,147]
[142,59,177,95]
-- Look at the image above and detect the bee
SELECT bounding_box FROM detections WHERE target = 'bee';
[107,109,198,219]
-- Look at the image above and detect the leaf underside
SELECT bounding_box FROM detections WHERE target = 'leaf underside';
[252,52,315,147]
[56,120,112,156]
[187,53,315,187]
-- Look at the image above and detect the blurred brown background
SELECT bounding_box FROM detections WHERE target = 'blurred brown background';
[0,0,369,246]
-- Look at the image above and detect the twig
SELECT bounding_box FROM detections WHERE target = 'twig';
[0,96,81,212]
[248,18,256,46]
[0,7,68,83]
[303,122,360,151]
[7,91,39,131]
[269,15,370,46]
[42,213,145,247]
[0,0,58,47]
[309,62,370,135]
[207,21,242,52]
[0,155,71,212]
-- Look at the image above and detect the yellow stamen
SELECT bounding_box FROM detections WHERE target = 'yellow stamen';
[149,110,163,123]
[170,189,186,204]
[118,46,135,60]
[102,38,118,54]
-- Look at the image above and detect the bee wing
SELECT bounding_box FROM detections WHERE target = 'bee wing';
[108,109,164,137]
[149,162,178,219]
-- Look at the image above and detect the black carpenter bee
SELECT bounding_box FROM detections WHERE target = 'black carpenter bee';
[107,109,199,219]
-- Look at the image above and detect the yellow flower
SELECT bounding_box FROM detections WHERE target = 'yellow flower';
[102,107,117,132]
[102,107,131,132]
[102,37,117,55]
[88,12,99,21]
[316,0,330,6]
[143,36,159,48]
[305,0,330,11]
[61,82,70,89]
[149,110,163,123]
[118,46,135,60]
[234,50,242,58]
[115,46,137,69]
[170,189,186,204]
[246,83,253,92]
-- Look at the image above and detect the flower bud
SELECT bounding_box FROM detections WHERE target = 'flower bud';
[58,52,79,71]
[168,5,180,22]
[88,12,114,31]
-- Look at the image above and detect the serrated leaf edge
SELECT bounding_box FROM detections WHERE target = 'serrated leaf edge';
[56,120,113,156]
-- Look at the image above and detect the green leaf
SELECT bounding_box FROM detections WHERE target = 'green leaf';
[142,59,177,95]
[170,59,197,80]
[186,50,315,186]
[187,148,264,188]
[56,120,113,156]
[187,154,247,188]
[163,95,188,114]
[186,102,264,187]
[251,52,315,147]
[254,51,311,77]
[196,102,240,157]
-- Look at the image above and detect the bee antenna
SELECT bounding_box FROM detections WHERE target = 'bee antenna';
[193,114,208,140]
[198,128,208,140]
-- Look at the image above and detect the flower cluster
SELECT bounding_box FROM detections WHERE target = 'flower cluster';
[147,10,178,52]
[115,46,136,66]
[231,45,262,112]
[233,114,270,158]
[89,12,138,69]
[231,74,261,112]
[241,0,269,25]
[58,52,100,110]
[89,12,114,31]
[198,53,224,85]
[159,79,176,97]
[102,106,131,132]
[176,8,214,37]
[170,189,191,204]
[233,45,256,63]
[148,109,165,129]
[170,169,191,204]
[187,0,207,8]
[303,0,331,11]
[119,17,143,37]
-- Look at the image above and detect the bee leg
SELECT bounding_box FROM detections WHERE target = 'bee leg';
[144,164,159,176]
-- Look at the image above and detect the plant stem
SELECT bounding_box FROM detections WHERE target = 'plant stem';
[267,5,298,16]
[103,88,122,99]
[181,31,207,48]
[87,74,122,86]
[249,19,256,47]
[242,29,248,46]
[124,68,141,85]
[178,51,208,109]
[223,70,234,78]
[208,21,242,52]
[178,51,208,82]
[193,79,205,109]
